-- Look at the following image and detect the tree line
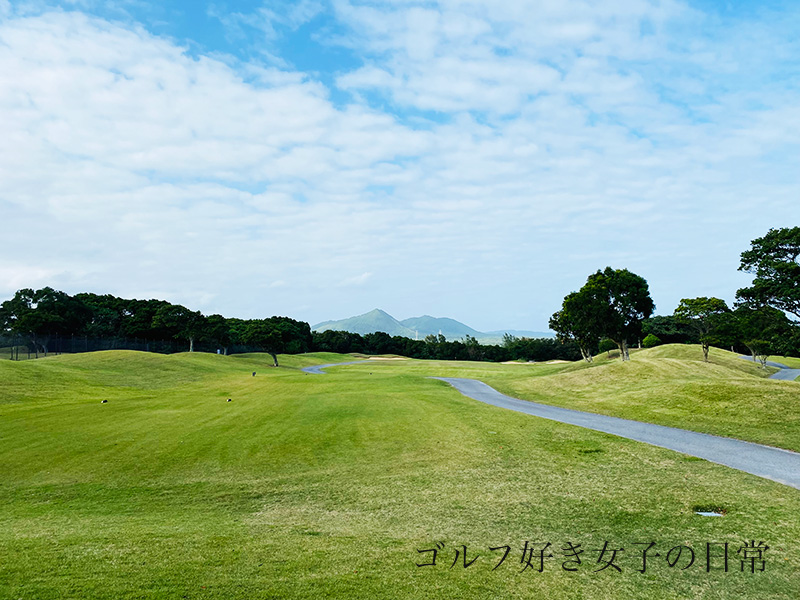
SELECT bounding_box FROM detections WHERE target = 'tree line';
[0,289,583,363]
[549,227,800,364]
[0,290,311,366]
[312,330,583,362]
[2,227,797,365]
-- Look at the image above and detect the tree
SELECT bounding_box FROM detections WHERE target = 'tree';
[501,333,517,348]
[734,304,795,364]
[595,268,654,361]
[120,298,170,342]
[642,315,698,345]
[462,334,482,361]
[241,320,283,366]
[557,267,654,362]
[75,293,126,338]
[152,304,206,352]
[0,287,90,357]
[270,317,312,355]
[206,314,233,355]
[312,330,364,354]
[240,317,310,366]
[364,331,394,354]
[737,227,800,320]
[673,297,730,362]
[549,289,603,362]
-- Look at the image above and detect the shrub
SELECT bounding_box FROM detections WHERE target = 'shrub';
[642,334,662,348]
[598,338,617,357]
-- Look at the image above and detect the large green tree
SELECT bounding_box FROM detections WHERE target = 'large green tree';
[673,297,731,362]
[152,304,206,352]
[737,227,800,320]
[0,287,90,357]
[205,314,233,355]
[120,298,171,341]
[734,304,795,366]
[549,289,603,362]
[241,320,284,366]
[588,267,655,361]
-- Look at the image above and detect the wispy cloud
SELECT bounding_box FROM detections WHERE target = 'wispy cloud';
[338,272,372,287]
[0,2,798,330]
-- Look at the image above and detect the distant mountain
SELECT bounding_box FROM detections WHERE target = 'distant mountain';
[313,309,417,338]
[312,310,554,343]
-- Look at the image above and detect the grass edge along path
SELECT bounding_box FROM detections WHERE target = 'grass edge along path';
[434,376,800,490]
[305,359,800,490]
[342,345,800,453]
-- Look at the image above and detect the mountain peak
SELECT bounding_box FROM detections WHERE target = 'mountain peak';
[312,309,415,337]
[313,310,554,343]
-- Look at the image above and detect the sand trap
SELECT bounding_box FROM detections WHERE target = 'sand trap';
[501,359,570,365]
[367,356,408,361]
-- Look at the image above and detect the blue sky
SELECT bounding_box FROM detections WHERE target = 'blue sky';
[1,0,799,331]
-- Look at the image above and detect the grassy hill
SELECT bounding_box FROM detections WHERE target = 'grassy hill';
[1,348,798,599]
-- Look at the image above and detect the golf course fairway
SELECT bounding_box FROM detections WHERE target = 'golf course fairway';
[1,346,798,599]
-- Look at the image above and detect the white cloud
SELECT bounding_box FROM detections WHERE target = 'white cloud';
[338,272,372,287]
[0,264,64,290]
[1,4,799,330]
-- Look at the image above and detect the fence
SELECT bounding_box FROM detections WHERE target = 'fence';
[0,334,263,360]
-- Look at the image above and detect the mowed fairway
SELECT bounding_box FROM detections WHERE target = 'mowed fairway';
[1,350,799,599]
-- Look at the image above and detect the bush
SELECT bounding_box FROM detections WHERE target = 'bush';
[642,334,662,348]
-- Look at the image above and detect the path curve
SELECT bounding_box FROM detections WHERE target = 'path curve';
[301,361,371,374]
[304,361,800,489]
[435,377,800,490]
[738,355,800,381]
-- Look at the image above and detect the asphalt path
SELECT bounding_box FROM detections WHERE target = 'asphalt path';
[303,361,800,489]
[738,355,800,381]
[301,360,370,374]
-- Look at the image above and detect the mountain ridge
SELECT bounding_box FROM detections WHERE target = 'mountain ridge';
[312,309,553,343]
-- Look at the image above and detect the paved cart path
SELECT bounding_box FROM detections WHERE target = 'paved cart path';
[303,361,800,490]
[434,377,800,490]
[738,355,800,381]
[301,360,371,374]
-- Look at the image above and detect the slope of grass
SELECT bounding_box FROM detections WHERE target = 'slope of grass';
[325,344,800,451]
[1,350,799,599]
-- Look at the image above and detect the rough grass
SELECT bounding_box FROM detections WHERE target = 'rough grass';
[0,350,798,599]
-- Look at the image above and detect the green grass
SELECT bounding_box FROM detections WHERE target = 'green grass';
[0,349,798,599]
[364,345,800,452]
[0,345,33,360]
[771,355,800,369]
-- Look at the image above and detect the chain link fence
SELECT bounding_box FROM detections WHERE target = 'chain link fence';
[0,335,263,360]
